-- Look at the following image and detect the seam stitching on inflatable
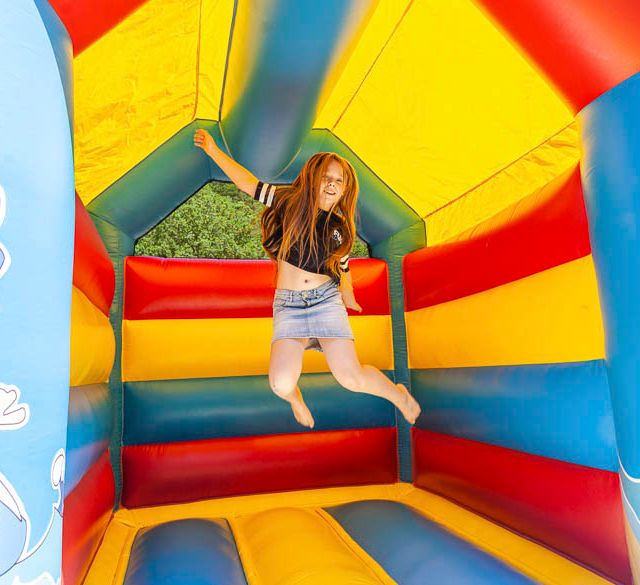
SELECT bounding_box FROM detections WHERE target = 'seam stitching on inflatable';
[217,0,239,124]
[331,0,415,133]
[423,121,577,220]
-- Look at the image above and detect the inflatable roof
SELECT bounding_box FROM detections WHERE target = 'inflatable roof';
[2,1,640,584]
[62,0,580,244]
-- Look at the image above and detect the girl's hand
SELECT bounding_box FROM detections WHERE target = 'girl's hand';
[193,129,216,155]
[341,291,362,312]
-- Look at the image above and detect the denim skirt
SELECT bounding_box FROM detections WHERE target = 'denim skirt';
[272,279,354,352]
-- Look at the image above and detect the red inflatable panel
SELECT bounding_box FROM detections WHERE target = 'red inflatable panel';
[404,167,590,311]
[62,451,115,585]
[49,0,149,55]
[124,256,389,319]
[121,427,398,507]
[73,193,115,316]
[413,429,631,584]
[475,0,640,112]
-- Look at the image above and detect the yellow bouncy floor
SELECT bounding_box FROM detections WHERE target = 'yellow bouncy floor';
[86,483,613,585]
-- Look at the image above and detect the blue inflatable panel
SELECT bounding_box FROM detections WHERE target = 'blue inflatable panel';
[0,3,74,580]
[88,122,215,239]
[66,384,112,494]
[411,361,617,471]
[326,501,536,584]
[123,519,247,585]
[580,70,640,539]
[90,124,423,248]
[373,224,426,482]
[221,0,375,177]
[33,0,73,127]
[123,371,395,446]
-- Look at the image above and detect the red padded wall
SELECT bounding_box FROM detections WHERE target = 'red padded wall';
[413,429,630,584]
[125,256,390,319]
[122,428,398,507]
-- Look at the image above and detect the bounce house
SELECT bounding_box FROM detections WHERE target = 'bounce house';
[4,0,640,583]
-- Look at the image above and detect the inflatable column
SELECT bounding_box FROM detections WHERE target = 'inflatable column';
[466,1,640,579]
[220,0,376,177]
[0,1,74,582]
[580,72,640,581]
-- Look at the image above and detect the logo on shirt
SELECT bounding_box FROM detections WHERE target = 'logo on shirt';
[332,229,343,244]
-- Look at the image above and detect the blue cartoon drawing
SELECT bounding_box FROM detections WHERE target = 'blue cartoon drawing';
[0,383,64,579]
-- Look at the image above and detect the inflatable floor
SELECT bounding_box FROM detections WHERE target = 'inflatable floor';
[2,1,640,584]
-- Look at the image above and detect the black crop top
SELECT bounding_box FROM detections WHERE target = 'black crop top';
[253,181,350,282]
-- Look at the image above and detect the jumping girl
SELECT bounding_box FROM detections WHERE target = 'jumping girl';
[194,129,421,428]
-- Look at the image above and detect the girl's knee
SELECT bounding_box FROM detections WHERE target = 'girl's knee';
[334,367,365,393]
[269,373,296,399]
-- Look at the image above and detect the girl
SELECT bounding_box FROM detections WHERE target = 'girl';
[194,129,421,428]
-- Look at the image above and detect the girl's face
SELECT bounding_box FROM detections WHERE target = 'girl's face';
[317,160,345,211]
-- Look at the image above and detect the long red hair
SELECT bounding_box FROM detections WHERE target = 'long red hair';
[261,152,358,281]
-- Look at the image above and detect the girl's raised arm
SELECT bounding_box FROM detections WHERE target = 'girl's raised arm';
[193,129,258,196]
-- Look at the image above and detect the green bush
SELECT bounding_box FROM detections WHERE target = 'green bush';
[135,182,370,259]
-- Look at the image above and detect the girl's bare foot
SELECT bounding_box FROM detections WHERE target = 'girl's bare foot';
[396,383,421,424]
[290,388,315,428]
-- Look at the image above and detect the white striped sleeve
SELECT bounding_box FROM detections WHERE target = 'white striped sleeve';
[340,253,350,272]
[253,181,278,207]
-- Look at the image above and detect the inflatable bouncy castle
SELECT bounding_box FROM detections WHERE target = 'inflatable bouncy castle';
[3,0,640,583]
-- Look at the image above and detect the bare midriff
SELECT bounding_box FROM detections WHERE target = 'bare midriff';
[276,259,333,290]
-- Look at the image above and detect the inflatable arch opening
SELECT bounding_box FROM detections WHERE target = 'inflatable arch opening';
[2,1,640,584]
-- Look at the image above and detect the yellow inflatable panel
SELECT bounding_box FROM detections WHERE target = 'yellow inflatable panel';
[85,484,614,585]
[315,1,412,129]
[70,286,115,385]
[194,0,235,121]
[119,484,404,528]
[83,519,136,585]
[406,255,605,369]
[74,0,203,204]
[217,0,259,121]
[121,315,394,381]
[426,123,580,245]
[231,508,395,585]
[327,0,572,218]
